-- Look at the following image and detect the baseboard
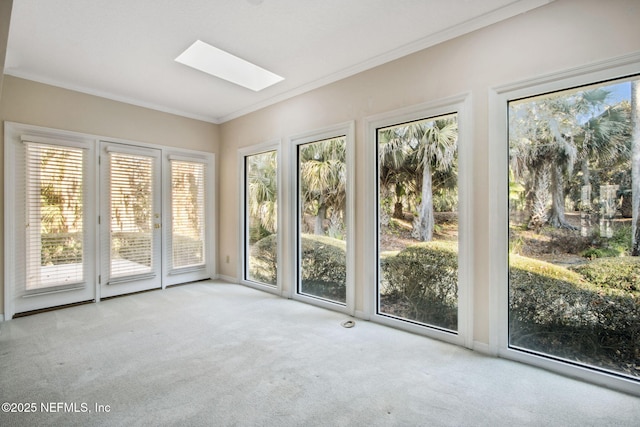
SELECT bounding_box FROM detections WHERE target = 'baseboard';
[215,274,238,283]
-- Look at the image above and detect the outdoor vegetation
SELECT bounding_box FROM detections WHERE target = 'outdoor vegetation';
[508,78,640,378]
[246,150,278,286]
[296,137,347,303]
[377,114,459,330]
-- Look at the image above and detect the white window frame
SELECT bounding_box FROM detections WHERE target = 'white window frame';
[364,94,473,348]
[238,140,283,296]
[289,122,355,315]
[489,52,640,396]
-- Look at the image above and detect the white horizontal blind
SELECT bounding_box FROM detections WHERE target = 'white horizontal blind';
[25,142,85,290]
[171,160,205,269]
[109,152,154,278]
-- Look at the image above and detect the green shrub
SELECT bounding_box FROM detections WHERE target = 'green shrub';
[509,254,639,376]
[249,234,346,301]
[570,257,640,294]
[578,224,632,259]
[380,241,458,330]
[579,247,621,259]
[248,234,278,285]
[300,234,346,302]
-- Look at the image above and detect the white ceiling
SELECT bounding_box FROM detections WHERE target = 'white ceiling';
[5,0,552,124]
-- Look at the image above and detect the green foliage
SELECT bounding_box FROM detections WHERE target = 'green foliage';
[509,254,639,376]
[570,257,640,293]
[380,241,458,330]
[579,224,632,258]
[248,234,278,285]
[432,187,458,212]
[509,235,525,255]
[300,234,346,302]
[248,234,346,302]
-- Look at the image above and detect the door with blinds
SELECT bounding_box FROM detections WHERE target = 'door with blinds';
[9,135,97,315]
[100,142,162,298]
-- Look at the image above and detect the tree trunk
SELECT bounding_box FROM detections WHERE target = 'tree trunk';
[528,164,551,230]
[581,158,590,187]
[314,203,326,235]
[415,162,434,241]
[393,202,404,219]
[631,81,640,255]
[548,161,576,229]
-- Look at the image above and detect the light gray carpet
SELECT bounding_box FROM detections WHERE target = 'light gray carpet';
[0,281,638,426]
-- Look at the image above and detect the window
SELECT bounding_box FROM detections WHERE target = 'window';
[242,149,279,287]
[366,97,470,344]
[109,151,155,278]
[376,114,459,331]
[170,160,206,270]
[291,122,354,312]
[507,76,640,381]
[297,136,348,304]
[25,142,86,290]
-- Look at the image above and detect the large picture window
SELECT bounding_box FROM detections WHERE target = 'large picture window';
[376,114,459,331]
[508,76,640,380]
[297,136,348,304]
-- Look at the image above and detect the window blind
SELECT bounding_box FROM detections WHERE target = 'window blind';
[171,160,205,269]
[109,152,154,278]
[25,142,85,290]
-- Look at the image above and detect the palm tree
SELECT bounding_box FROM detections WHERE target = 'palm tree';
[379,116,458,241]
[510,95,578,229]
[298,138,346,236]
[247,151,277,241]
[511,87,632,231]
[411,118,458,241]
[378,127,414,219]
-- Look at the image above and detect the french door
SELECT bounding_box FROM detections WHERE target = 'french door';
[5,123,214,319]
[99,142,162,298]
[7,134,97,316]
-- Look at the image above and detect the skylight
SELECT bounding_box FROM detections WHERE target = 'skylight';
[175,40,284,92]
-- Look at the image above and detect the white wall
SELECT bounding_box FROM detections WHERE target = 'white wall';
[218,0,640,346]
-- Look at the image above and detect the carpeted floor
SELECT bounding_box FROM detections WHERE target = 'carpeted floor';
[1,280,638,426]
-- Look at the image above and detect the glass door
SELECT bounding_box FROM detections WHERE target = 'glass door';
[11,136,96,315]
[100,142,162,298]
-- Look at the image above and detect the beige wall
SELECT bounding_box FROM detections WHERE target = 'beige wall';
[218,0,640,346]
[0,76,220,316]
[0,0,12,95]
